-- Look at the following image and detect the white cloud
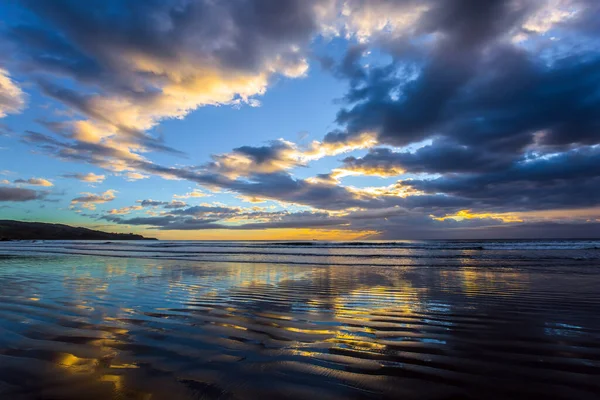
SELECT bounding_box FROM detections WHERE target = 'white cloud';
[0,68,26,118]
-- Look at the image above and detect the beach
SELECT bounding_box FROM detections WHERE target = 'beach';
[0,240,599,399]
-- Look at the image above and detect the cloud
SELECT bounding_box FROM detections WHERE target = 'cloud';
[104,204,349,231]
[70,189,116,210]
[164,200,188,209]
[205,133,376,180]
[375,220,600,240]
[13,177,54,187]
[341,141,512,177]
[62,172,105,183]
[169,204,241,217]
[137,199,168,207]
[8,1,376,182]
[0,68,26,118]
[136,199,188,209]
[237,195,268,204]
[173,189,210,199]
[8,0,600,238]
[102,197,599,239]
[324,0,600,157]
[403,147,600,212]
[0,187,44,201]
[4,0,331,165]
[431,209,523,223]
[25,118,598,217]
[122,172,149,181]
[108,205,143,215]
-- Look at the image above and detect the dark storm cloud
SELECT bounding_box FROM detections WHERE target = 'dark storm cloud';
[327,0,533,146]
[210,215,348,231]
[233,142,295,165]
[20,130,373,211]
[330,43,600,154]
[135,199,188,209]
[137,200,168,207]
[105,207,349,231]
[405,147,600,212]
[170,205,240,216]
[102,199,600,238]
[11,0,324,80]
[325,0,600,159]
[225,172,361,210]
[342,141,511,175]
[317,0,600,235]
[21,122,598,216]
[163,201,188,209]
[2,0,331,172]
[7,0,600,238]
[376,220,600,240]
[0,187,44,201]
[156,217,348,231]
[106,216,179,226]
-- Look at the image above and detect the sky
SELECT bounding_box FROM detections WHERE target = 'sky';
[0,0,599,240]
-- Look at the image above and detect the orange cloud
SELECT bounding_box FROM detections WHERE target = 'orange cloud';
[14,177,53,187]
[173,189,210,199]
[431,209,523,223]
[64,172,106,183]
[71,189,117,211]
[108,205,143,215]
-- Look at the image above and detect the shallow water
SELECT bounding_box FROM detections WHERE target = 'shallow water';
[0,240,599,399]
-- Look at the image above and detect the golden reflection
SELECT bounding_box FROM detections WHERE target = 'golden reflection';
[100,374,124,391]
[256,312,294,321]
[333,281,424,318]
[291,350,321,358]
[105,263,127,277]
[327,333,386,351]
[56,353,98,374]
[440,267,530,296]
[149,227,374,240]
[284,326,336,335]
[218,323,248,331]
[108,363,139,369]
[88,339,124,347]
[55,352,145,397]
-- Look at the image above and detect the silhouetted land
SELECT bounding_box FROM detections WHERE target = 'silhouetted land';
[0,220,154,240]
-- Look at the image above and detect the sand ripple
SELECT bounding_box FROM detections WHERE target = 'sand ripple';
[0,255,599,399]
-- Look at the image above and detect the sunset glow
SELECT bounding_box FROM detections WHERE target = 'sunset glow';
[0,0,598,239]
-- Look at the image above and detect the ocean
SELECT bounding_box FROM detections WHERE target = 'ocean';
[0,240,599,399]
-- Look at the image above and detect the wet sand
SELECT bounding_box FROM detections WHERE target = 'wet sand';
[0,250,599,399]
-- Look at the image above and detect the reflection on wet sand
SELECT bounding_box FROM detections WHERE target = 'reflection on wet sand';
[0,255,599,399]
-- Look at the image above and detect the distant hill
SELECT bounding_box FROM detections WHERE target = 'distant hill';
[0,220,155,241]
